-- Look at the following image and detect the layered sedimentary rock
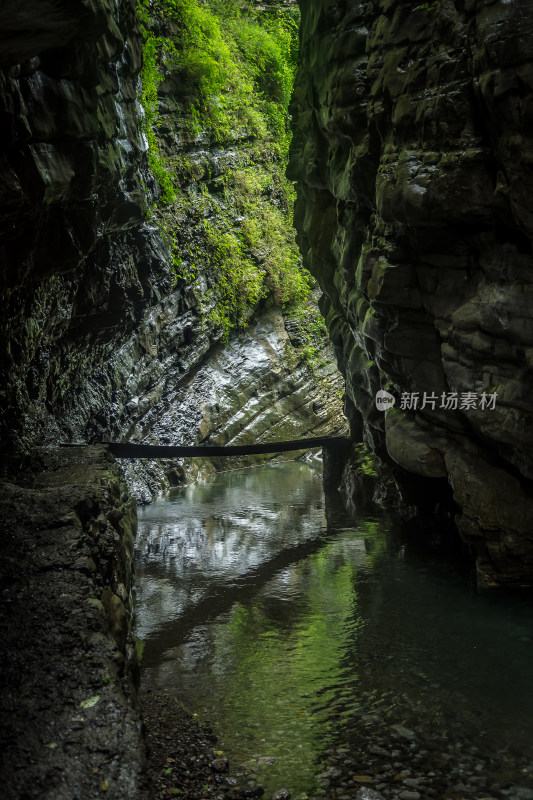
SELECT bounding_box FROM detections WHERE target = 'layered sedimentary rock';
[123,306,346,502]
[0,0,168,452]
[0,0,344,496]
[289,0,533,586]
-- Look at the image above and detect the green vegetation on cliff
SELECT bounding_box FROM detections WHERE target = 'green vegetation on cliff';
[140,0,297,155]
[138,0,309,336]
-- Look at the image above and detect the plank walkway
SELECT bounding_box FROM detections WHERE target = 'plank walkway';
[100,436,350,458]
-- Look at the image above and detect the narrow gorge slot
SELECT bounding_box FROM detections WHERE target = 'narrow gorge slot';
[2,1,533,799]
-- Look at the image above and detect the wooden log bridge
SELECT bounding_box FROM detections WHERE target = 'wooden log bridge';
[101,436,351,459]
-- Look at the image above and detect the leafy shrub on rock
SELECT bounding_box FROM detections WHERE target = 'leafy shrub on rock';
[138,0,310,337]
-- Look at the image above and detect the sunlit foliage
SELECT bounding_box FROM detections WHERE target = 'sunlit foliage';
[137,0,310,337]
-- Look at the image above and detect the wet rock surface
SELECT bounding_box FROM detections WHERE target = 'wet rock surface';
[122,305,347,503]
[0,0,170,453]
[0,446,149,800]
[289,0,533,587]
[141,690,271,800]
[0,0,345,505]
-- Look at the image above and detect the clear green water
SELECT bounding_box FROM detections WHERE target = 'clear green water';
[135,462,533,798]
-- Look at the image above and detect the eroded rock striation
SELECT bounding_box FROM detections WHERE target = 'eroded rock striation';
[0,0,169,452]
[123,306,346,502]
[289,0,533,586]
[0,0,345,497]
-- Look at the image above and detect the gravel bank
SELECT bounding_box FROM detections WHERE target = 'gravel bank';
[140,690,267,800]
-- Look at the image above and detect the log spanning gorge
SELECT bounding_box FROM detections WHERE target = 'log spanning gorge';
[1,0,533,798]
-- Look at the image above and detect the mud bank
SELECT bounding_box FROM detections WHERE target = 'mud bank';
[0,445,149,800]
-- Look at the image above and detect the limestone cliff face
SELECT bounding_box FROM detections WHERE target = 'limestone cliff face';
[1,0,169,452]
[289,0,533,587]
[0,0,345,497]
[123,306,346,502]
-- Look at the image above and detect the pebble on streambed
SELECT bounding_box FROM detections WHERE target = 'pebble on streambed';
[140,690,267,800]
[141,685,533,800]
[355,789,386,800]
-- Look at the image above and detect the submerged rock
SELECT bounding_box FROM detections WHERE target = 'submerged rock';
[270,790,291,800]
[211,757,230,773]
[390,725,416,740]
[355,788,385,800]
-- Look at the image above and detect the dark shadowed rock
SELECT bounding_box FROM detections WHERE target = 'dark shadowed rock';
[0,446,149,800]
[289,0,533,588]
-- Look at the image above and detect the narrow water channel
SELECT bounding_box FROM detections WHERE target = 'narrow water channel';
[135,461,533,799]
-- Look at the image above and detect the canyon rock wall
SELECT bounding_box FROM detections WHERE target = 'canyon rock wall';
[0,446,150,800]
[0,4,345,794]
[123,306,346,502]
[1,0,169,452]
[0,0,345,499]
[289,0,533,587]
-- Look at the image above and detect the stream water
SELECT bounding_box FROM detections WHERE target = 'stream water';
[135,461,533,800]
